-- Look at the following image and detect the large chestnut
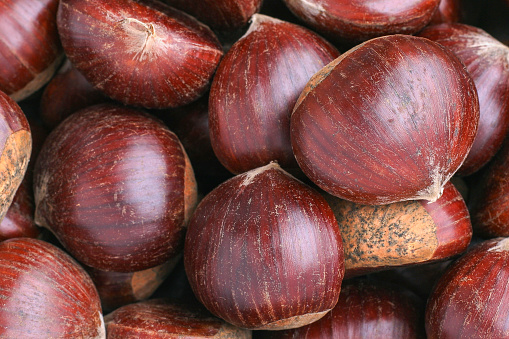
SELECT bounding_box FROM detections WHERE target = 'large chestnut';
[419,23,509,176]
[291,34,480,205]
[57,0,223,109]
[0,238,105,338]
[209,14,340,174]
[426,237,509,338]
[34,103,198,272]
[0,0,63,101]
[184,162,344,330]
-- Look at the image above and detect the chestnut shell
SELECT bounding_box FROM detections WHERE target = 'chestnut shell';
[291,34,479,205]
[33,103,197,272]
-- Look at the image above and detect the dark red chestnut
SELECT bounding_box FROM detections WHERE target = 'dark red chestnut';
[0,91,31,223]
[39,59,108,129]
[426,237,509,338]
[184,162,344,330]
[419,23,509,176]
[0,238,104,338]
[291,34,480,205]
[105,299,251,338]
[282,0,441,43]
[34,103,198,272]
[257,279,425,339]
[325,181,471,277]
[0,0,63,101]
[209,14,340,175]
[161,0,262,31]
[57,0,223,109]
[429,0,462,24]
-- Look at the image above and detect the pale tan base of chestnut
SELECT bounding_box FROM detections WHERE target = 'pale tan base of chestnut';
[254,309,330,330]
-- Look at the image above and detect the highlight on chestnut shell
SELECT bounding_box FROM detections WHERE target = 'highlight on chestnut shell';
[33,103,198,272]
[56,0,223,109]
[184,162,345,330]
[209,14,340,175]
[291,34,480,205]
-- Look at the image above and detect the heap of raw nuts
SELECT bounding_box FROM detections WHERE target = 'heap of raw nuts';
[0,0,508,337]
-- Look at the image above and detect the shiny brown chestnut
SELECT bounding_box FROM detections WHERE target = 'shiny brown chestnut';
[34,103,198,272]
[0,0,63,101]
[57,0,223,109]
[257,279,425,339]
[39,59,108,129]
[419,23,509,176]
[209,14,340,175]
[282,0,440,43]
[291,34,480,205]
[105,299,251,338]
[0,91,31,223]
[162,0,262,31]
[426,237,509,338]
[184,162,344,330]
[428,0,462,25]
[325,181,472,277]
[0,238,105,338]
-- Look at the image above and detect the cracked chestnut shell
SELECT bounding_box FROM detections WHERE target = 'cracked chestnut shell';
[0,238,105,338]
[184,162,344,330]
[33,103,198,272]
[57,0,223,109]
[291,34,480,205]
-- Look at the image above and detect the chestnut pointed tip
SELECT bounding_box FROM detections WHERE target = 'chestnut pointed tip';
[488,238,509,253]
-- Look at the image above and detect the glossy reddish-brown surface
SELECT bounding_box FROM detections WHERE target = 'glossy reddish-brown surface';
[291,34,480,205]
[184,163,344,330]
[57,0,223,109]
[283,0,440,42]
[33,103,197,272]
[426,237,509,338]
[162,0,262,31]
[39,59,108,129]
[209,14,340,175]
[0,238,105,338]
[0,0,62,101]
[105,299,251,338]
[429,0,461,24]
[419,24,509,176]
[257,279,425,338]
[325,181,471,277]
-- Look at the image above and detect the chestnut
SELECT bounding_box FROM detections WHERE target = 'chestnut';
[282,0,441,43]
[184,162,344,330]
[0,90,31,224]
[429,0,462,25]
[419,23,509,176]
[57,0,223,109]
[0,238,105,338]
[325,181,472,277]
[426,237,509,338]
[105,299,251,338]
[209,14,340,175]
[33,103,198,272]
[0,0,63,101]
[291,34,480,205]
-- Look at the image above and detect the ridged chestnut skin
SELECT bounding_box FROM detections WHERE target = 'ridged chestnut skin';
[0,238,105,338]
[57,0,223,109]
[0,0,63,101]
[209,14,340,175]
[105,299,252,338]
[426,237,509,338]
[291,34,480,205]
[33,103,198,272]
[0,91,31,224]
[184,162,345,330]
[324,181,472,277]
[39,59,108,129]
[282,0,441,43]
[257,279,425,339]
[429,0,461,25]
[162,0,262,31]
[419,23,509,176]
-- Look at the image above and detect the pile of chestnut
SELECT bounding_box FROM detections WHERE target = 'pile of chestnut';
[0,0,508,337]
